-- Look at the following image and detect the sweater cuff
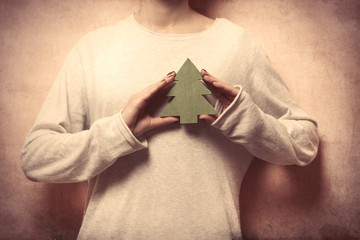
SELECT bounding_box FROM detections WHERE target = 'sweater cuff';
[115,111,148,152]
[211,85,244,128]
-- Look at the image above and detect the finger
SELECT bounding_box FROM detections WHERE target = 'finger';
[201,70,239,100]
[149,116,179,130]
[200,69,213,78]
[203,79,233,106]
[199,114,218,124]
[208,85,232,105]
[201,70,238,96]
[161,71,176,85]
[202,74,222,87]
[150,71,175,93]
[204,81,226,100]
[141,71,176,101]
[212,81,239,97]
[201,70,232,95]
[201,69,222,83]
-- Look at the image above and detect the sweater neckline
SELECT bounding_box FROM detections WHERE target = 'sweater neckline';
[126,13,220,40]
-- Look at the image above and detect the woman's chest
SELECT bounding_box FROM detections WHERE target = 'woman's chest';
[84,41,247,124]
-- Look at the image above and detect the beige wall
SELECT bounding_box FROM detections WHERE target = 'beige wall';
[1,0,359,239]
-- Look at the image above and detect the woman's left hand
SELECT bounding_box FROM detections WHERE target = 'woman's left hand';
[199,69,240,124]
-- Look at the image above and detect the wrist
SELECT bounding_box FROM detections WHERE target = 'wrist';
[121,109,135,133]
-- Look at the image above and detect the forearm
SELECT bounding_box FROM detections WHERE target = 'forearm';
[21,112,147,183]
[212,87,319,165]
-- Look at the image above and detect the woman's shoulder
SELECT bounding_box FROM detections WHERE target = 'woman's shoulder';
[212,17,258,47]
[212,18,265,59]
[213,17,259,48]
[71,16,132,56]
[215,18,246,35]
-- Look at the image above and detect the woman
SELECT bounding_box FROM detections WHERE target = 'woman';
[21,0,319,239]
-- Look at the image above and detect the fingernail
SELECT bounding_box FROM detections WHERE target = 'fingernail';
[167,71,174,76]
[161,79,166,82]
[202,69,207,72]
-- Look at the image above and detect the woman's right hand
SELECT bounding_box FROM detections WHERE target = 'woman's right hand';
[122,71,179,137]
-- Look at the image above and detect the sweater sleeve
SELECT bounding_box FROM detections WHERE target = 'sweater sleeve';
[21,44,147,183]
[211,34,319,166]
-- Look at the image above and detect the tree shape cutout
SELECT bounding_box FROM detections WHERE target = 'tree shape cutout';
[160,58,217,124]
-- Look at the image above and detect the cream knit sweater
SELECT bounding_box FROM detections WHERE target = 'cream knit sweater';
[21,15,319,239]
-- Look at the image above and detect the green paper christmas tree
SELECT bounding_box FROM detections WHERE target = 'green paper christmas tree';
[160,58,217,124]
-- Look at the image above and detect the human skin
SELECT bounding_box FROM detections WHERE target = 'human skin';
[121,72,179,137]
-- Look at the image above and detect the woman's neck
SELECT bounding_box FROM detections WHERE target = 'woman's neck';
[134,0,214,34]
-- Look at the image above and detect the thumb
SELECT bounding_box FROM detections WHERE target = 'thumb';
[199,114,218,124]
[149,117,179,131]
